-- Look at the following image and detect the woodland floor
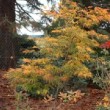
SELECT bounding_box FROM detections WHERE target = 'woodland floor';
[0,71,105,110]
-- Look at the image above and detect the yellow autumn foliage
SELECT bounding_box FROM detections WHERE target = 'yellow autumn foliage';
[6,0,110,97]
[43,73,54,82]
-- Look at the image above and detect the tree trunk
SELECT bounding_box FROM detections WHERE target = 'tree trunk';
[0,0,16,70]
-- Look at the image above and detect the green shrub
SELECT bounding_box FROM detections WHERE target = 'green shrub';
[93,49,110,90]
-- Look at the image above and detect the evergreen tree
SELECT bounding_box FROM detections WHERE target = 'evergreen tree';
[0,0,52,69]
[0,0,16,69]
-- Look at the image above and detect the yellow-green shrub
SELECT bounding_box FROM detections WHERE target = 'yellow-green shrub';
[6,0,110,98]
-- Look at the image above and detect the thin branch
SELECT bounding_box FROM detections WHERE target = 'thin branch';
[16,2,37,22]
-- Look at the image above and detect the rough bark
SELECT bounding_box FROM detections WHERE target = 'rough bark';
[0,0,16,69]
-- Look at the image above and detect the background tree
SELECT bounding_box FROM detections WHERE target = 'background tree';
[0,0,16,69]
[0,0,53,69]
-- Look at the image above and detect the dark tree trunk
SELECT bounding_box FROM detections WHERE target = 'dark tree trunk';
[0,0,16,70]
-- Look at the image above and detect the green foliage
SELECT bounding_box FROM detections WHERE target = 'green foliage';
[93,49,110,90]
[13,34,37,58]
[7,66,49,97]
[96,106,109,110]
[12,34,41,67]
